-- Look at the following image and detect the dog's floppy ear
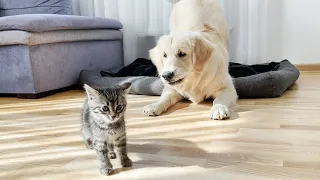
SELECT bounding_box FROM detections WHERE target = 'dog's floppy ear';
[149,46,163,74]
[149,35,171,75]
[192,35,215,72]
[149,45,164,75]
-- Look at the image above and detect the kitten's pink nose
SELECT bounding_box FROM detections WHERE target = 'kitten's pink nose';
[111,115,116,119]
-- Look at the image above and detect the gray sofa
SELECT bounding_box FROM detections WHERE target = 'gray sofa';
[0,0,124,98]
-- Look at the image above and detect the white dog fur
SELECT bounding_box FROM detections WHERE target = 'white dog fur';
[144,0,238,120]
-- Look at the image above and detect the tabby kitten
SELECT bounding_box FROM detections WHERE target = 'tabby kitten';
[81,83,132,176]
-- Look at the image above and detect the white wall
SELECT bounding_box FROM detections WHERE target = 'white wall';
[272,0,320,64]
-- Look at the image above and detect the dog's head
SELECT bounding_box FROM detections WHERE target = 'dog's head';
[150,33,215,86]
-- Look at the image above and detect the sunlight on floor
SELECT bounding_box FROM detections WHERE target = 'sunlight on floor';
[2,73,320,179]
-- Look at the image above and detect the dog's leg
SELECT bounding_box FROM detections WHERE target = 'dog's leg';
[144,87,183,116]
[210,87,237,120]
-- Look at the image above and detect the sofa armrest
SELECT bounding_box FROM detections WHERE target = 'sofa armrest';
[0,14,123,32]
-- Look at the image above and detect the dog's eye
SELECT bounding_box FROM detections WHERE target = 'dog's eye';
[163,53,167,58]
[178,51,186,57]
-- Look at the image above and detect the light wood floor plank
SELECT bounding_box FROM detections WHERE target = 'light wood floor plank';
[1,72,320,179]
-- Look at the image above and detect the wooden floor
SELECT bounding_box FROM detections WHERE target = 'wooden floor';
[1,72,320,180]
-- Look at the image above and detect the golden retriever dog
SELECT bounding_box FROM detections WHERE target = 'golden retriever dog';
[144,0,237,120]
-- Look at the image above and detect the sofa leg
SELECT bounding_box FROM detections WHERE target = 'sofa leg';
[17,91,55,99]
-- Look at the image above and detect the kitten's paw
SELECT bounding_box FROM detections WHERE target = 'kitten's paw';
[86,144,94,150]
[121,158,133,168]
[210,104,230,120]
[109,152,117,159]
[84,139,93,149]
[143,103,165,116]
[100,168,114,176]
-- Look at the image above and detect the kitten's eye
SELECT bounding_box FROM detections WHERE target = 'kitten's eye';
[163,53,167,58]
[102,106,109,112]
[178,51,186,57]
[116,105,123,111]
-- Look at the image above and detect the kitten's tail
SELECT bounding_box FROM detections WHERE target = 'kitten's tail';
[168,0,182,4]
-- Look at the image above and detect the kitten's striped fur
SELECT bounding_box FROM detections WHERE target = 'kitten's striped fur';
[81,83,132,176]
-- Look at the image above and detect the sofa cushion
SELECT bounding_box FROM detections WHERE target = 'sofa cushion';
[0,30,123,46]
[0,14,123,32]
[0,0,72,16]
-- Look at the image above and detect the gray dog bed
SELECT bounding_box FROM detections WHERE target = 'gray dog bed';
[78,60,300,99]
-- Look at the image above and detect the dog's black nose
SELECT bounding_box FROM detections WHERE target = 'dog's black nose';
[162,71,174,81]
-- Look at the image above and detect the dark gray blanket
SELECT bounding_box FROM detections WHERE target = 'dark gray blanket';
[78,60,300,98]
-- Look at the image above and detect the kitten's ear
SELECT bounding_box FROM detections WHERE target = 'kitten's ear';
[119,82,132,94]
[83,84,100,100]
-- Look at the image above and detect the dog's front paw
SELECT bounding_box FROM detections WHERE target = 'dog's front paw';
[100,168,114,176]
[143,103,165,116]
[210,104,230,120]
